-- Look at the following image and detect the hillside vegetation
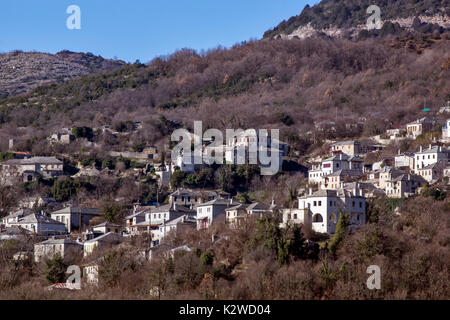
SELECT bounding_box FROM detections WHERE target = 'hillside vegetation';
[0,37,448,155]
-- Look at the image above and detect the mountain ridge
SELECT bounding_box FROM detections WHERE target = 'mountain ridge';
[0,50,126,98]
[264,0,450,39]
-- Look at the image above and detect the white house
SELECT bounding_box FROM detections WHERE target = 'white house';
[414,145,449,173]
[282,187,366,235]
[196,198,233,230]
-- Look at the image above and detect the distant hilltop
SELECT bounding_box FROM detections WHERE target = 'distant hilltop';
[0,50,126,98]
[264,0,450,40]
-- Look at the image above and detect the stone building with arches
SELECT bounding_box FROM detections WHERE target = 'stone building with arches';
[281,187,366,235]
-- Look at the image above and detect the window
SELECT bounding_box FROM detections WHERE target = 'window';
[359,202,362,208]
[313,214,323,223]
[294,214,298,219]
[318,201,322,206]
[352,201,355,207]
[330,201,333,206]
[313,201,317,206]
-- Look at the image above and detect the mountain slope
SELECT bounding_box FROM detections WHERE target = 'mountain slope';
[0,50,126,98]
[264,0,450,39]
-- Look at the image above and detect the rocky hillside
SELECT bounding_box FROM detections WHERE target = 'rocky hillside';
[0,50,126,98]
[264,0,450,39]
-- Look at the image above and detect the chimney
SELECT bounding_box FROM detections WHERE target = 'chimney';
[420,145,423,152]
[359,189,363,197]
[429,144,432,150]
[309,188,313,195]
[398,149,401,155]
[8,139,14,150]
[271,198,275,206]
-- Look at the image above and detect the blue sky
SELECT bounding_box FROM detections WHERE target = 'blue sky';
[0,0,318,62]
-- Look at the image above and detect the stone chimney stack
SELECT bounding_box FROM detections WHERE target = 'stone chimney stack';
[420,145,423,152]
[309,188,313,196]
[398,149,401,155]
[429,144,432,150]
[8,139,14,150]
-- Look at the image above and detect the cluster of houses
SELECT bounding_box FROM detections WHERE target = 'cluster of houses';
[309,141,449,199]
[1,106,450,287]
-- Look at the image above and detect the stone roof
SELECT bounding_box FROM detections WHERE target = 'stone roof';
[85,232,123,244]
[37,238,81,245]
[3,208,34,220]
[195,198,233,208]
[150,203,196,214]
[93,222,121,228]
[416,146,449,154]
[331,140,360,146]
[391,174,426,183]
[11,213,64,226]
[169,188,217,198]
[323,153,350,162]
[3,156,63,165]
[51,207,100,216]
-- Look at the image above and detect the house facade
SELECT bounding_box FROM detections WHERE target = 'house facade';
[330,141,363,156]
[196,199,233,230]
[50,207,101,233]
[406,117,434,138]
[3,209,66,236]
[385,174,426,198]
[226,202,273,226]
[414,145,449,173]
[34,239,83,262]
[83,232,123,257]
[1,157,63,184]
